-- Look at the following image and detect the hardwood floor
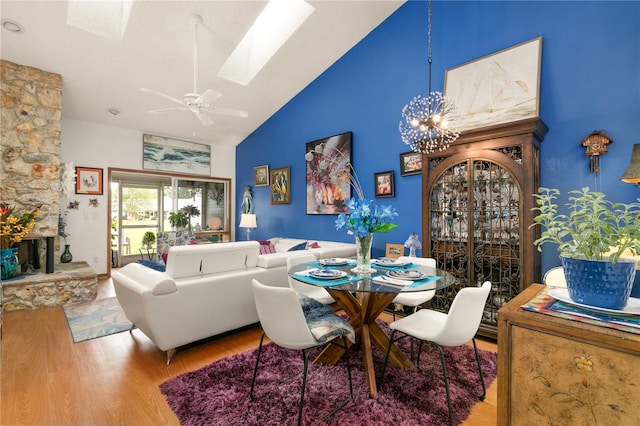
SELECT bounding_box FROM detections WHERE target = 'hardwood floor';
[1,277,498,425]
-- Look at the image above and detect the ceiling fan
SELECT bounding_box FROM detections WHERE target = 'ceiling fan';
[140,13,248,126]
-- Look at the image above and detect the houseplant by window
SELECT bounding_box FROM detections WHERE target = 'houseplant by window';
[168,211,189,230]
[142,231,156,249]
[531,187,640,309]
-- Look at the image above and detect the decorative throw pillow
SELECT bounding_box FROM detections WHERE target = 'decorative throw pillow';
[258,240,276,255]
[308,241,320,249]
[161,252,168,264]
[288,241,308,251]
[299,295,355,344]
[138,259,166,272]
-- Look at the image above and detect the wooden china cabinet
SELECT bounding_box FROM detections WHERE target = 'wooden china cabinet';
[421,118,548,338]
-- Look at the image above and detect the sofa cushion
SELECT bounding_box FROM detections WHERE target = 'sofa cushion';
[308,241,320,249]
[166,241,260,279]
[257,251,313,269]
[288,241,308,251]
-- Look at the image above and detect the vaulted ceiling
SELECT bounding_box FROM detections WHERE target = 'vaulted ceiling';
[1,1,404,146]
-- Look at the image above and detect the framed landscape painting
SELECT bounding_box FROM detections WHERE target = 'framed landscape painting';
[142,134,211,175]
[445,37,542,132]
[270,166,290,204]
[305,131,352,214]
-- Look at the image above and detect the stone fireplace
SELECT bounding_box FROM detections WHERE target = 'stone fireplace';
[1,60,97,313]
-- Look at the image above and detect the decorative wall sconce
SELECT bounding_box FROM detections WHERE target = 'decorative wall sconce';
[581,130,612,173]
[621,143,640,185]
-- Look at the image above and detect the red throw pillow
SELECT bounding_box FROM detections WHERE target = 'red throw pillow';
[309,241,320,249]
[258,240,276,254]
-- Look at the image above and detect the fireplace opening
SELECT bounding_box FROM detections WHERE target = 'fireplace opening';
[15,237,55,274]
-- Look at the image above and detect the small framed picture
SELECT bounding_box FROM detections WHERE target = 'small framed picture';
[385,243,404,259]
[374,170,395,198]
[75,167,103,195]
[399,151,423,176]
[254,165,269,187]
[270,166,290,204]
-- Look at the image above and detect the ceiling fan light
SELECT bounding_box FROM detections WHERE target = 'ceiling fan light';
[217,0,315,86]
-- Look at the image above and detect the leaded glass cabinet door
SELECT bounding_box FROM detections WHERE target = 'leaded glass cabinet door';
[429,159,520,328]
[422,119,547,338]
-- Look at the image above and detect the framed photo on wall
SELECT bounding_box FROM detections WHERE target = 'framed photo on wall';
[270,166,290,204]
[75,167,103,195]
[305,131,352,214]
[399,151,423,176]
[254,165,269,187]
[374,170,394,198]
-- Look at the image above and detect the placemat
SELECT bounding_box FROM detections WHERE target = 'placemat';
[521,286,640,335]
[293,270,362,287]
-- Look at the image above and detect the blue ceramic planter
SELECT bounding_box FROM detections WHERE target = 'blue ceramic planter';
[560,255,636,310]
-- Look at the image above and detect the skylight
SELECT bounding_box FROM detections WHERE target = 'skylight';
[217,0,315,86]
[66,0,132,41]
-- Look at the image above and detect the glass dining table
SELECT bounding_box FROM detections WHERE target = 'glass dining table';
[288,258,456,396]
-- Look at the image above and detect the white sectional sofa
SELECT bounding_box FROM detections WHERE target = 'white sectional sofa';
[111,238,355,364]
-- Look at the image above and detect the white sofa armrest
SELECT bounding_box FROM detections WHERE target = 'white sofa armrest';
[112,263,177,296]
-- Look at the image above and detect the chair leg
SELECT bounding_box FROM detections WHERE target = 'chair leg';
[432,343,453,426]
[249,332,266,401]
[297,348,312,426]
[472,338,487,401]
[322,336,353,421]
[379,329,402,391]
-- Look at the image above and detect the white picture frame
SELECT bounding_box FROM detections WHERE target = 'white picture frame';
[445,37,542,133]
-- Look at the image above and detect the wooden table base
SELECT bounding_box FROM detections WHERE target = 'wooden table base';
[315,289,413,396]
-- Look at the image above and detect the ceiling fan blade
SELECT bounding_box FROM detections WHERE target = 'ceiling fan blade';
[141,88,185,105]
[195,111,214,126]
[198,89,222,105]
[204,106,249,118]
[148,107,188,114]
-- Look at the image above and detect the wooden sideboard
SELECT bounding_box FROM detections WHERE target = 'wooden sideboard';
[497,284,640,425]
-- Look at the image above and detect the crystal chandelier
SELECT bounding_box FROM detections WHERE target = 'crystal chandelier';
[399,0,460,154]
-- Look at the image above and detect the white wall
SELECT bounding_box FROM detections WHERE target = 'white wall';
[60,117,236,275]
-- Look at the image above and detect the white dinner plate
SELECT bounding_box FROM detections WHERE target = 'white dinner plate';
[309,269,347,280]
[318,258,349,266]
[548,288,640,316]
[387,270,427,281]
[373,258,409,267]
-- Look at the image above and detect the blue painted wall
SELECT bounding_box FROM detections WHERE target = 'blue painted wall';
[236,0,640,274]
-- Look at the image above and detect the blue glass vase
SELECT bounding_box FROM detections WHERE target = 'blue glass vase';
[1,248,20,280]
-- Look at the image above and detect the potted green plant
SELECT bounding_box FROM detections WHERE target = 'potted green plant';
[142,231,156,249]
[180,205,200,231]
[168,211,189,230]
[531,187,640,309]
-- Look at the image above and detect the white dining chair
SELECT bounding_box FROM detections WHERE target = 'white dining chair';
[543,266,567,287]
[380,281,492,426]
[287,254,335,305]
[250,279,354,426]
[391,256,437,319]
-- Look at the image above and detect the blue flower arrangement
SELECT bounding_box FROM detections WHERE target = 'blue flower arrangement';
[335,197,398,237]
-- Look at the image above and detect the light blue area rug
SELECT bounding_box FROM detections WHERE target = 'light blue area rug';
[63,297,132,343]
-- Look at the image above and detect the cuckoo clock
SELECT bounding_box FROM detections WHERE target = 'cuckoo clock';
[581,130,612,173]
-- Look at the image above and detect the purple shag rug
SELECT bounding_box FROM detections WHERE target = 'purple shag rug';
[160,321,497,426]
